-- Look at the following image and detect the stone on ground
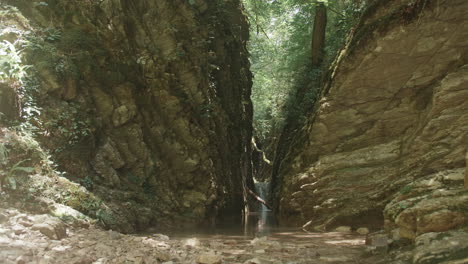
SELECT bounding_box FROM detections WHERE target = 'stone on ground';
[196,254,222,264]
[356,227,370,235]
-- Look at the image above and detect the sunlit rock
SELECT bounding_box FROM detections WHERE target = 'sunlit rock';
[356,227,370,235]
[196,254,222,264]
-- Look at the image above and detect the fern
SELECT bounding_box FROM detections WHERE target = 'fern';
[1,159,34,190]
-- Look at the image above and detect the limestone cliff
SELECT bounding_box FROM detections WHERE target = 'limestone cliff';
[1,0,252,232]
[273,0,468,231]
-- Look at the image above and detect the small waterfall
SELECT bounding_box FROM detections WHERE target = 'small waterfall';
[255,181,271,212]
[254,181,271,236]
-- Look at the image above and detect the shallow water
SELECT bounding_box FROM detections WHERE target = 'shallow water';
[161,211,373,264]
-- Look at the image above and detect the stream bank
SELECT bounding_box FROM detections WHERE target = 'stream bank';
[0,205,380,264]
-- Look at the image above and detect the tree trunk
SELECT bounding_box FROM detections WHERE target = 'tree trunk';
[311,2,327,67]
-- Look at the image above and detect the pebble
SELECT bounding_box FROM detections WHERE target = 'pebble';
[357,227,370,235]
[335,226,352,232]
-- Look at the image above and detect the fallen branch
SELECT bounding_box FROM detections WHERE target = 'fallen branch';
[251,138,271,165]
[246,187,273,211]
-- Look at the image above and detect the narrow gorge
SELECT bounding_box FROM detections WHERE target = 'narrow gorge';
[1,0,254,232]
[0,0,467,263]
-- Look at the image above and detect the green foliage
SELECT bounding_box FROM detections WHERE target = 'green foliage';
[4,159,34,190]
[80,176,94,190]
[24,28,81,80]
[0,143,8,162]
[43,103,92,151]
[243,0,363,142]
[0,40,30,82]
[0,146,34,191]
[96,207,118,227]
[198,103,214,119]
[34,2,49,7]
[59,28,95,52]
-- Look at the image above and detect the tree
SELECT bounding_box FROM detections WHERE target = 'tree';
[311,1,327,67]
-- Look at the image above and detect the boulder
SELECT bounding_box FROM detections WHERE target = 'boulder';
[356,227,370,235]
[30,215,67,240]
[413,230,468,264]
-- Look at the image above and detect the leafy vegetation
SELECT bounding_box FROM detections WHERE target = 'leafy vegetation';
[243,0,363,142]
[0,40,29,82]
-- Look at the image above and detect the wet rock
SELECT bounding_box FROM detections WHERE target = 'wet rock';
[196,254,222,264]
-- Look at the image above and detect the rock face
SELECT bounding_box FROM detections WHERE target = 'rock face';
[273,0,468,230]
[465,150,468,189]
[2,0,252,231]
[412,231,468,264]
[384,169,467,240]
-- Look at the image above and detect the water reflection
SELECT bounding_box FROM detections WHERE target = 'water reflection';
[245,211,276,237]
[208,210,277,238]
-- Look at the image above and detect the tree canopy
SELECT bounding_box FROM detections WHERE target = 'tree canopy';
[243,0,363,142]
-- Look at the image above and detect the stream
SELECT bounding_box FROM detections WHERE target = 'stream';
[160,211,373,264]
[0,182,377,263]
[154,182,375,263]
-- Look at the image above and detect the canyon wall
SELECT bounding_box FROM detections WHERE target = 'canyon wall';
[1,0,252,232]
[274,0,468,231]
